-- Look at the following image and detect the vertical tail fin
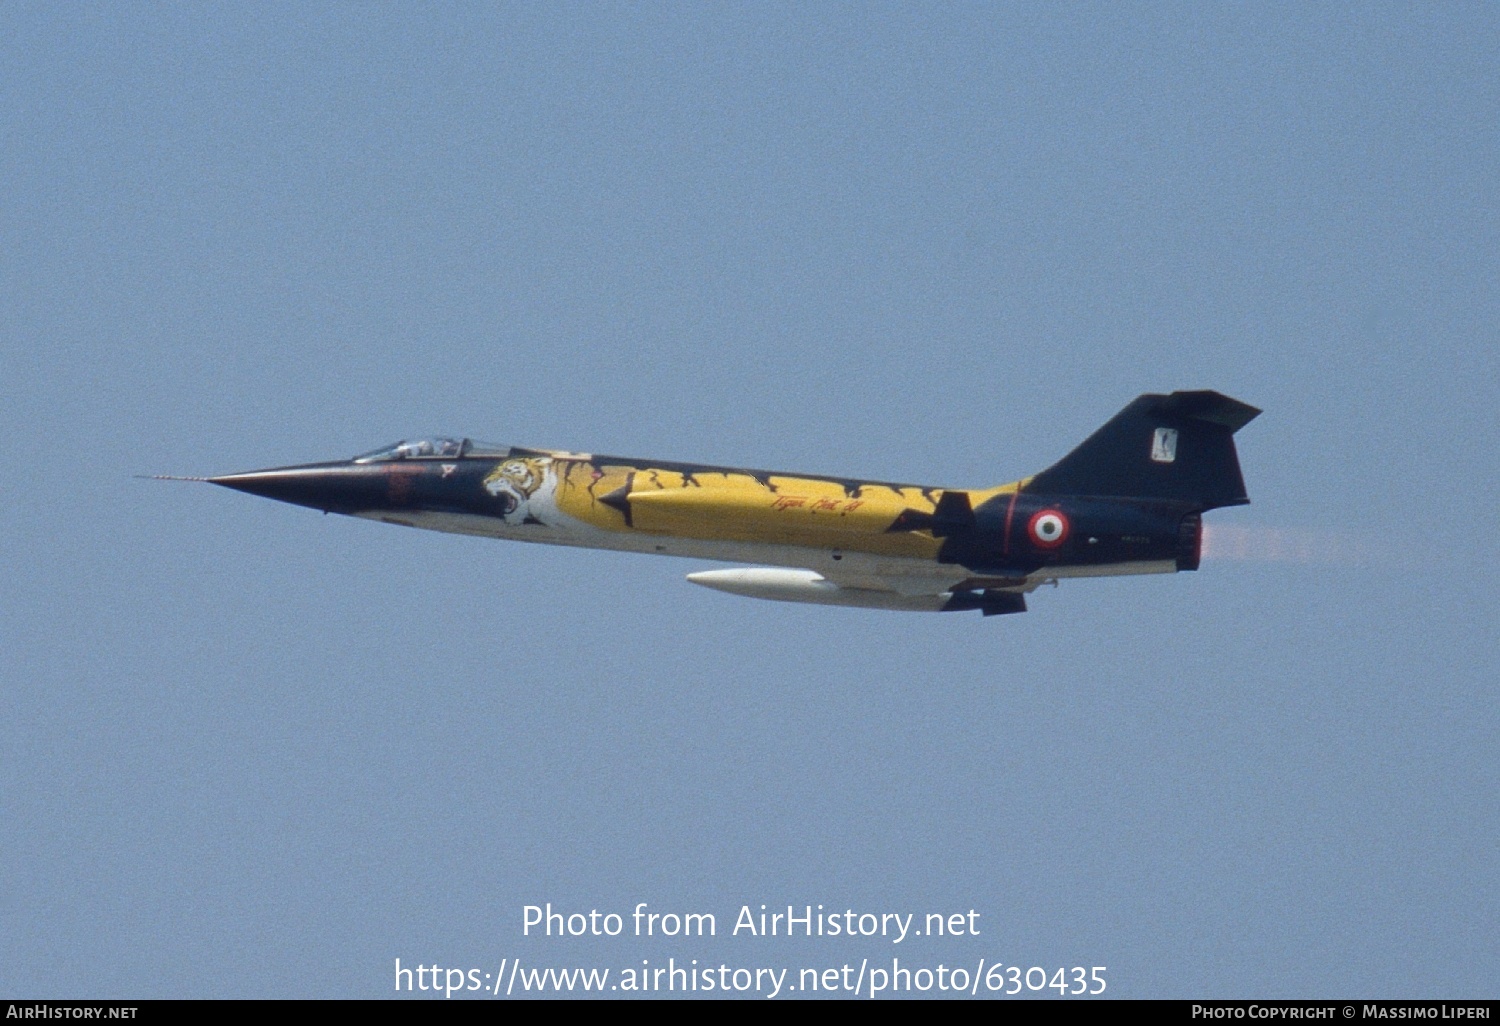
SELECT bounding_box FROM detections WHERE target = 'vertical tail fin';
[1025,391,1260,510]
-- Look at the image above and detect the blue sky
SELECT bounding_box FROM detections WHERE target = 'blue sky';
[3,2,1496,998]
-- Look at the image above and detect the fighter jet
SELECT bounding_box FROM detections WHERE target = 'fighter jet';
[180,391,1258,616]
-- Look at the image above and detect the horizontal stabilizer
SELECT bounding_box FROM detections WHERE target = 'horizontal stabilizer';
[1152,391,1261,432]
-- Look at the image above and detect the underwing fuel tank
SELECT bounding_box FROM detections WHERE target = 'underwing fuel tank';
[686,568,1028,616]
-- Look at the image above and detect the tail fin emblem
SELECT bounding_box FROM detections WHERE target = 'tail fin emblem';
[1151,427,1178,463]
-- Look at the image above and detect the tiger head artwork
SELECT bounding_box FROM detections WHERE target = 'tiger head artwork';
[482,456,551,522]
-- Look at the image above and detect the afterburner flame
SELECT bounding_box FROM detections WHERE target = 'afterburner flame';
[1201,525,1373,565]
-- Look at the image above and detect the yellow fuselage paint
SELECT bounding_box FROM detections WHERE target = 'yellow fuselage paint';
[551,457,1018,559]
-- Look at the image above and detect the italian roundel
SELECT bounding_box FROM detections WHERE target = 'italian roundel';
[1027,509,1070,548]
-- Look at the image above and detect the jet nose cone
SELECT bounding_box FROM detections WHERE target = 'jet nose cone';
[209,464,379,512]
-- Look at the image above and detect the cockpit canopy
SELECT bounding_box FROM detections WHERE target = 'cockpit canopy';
[352,438,510,463]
